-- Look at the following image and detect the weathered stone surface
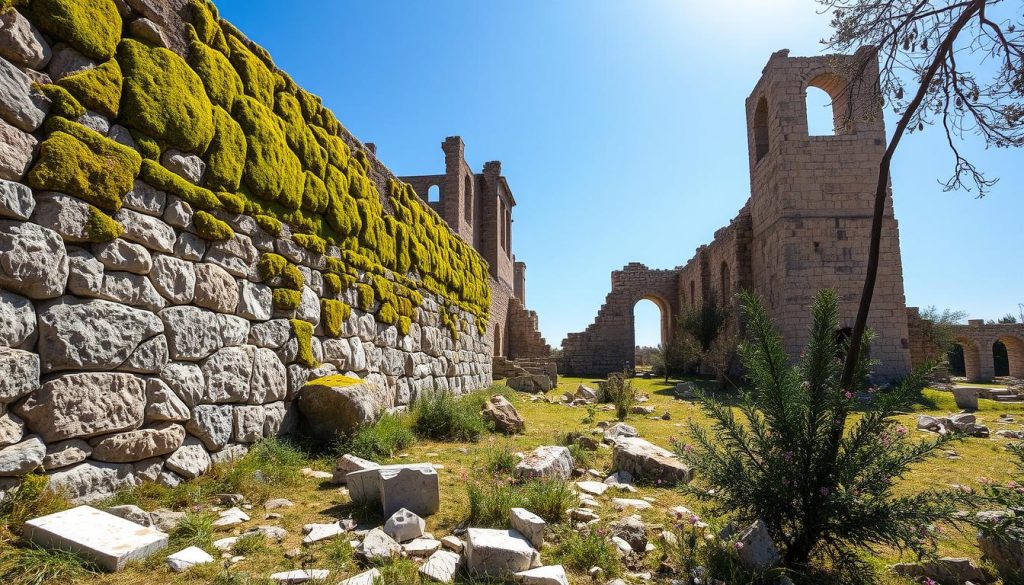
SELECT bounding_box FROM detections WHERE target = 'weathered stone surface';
[332,453,379,484]
[202,345,254,403]
[166,545,214,572]
[510,508,546,549]
[119,334,168,373]
[361,527,401,561]
[106,504,154,527]
[482,394,524,434]
[250,347,287,403]
[0,347,38,403]
[611,437,691,485]
[161,306,222,360]
[160,361,205,407]
[174,231,205,261]
[218,314,249,346]
[350,464,441,518]
[133,457,163,482]
[515,446,574,481]
[404,537,441,557]
[23,505,168,570]
[164,437,211,478]
[161,149,205,184]
[129,16,170,48]
[205,233,257,278]
[384,507,425,543]
[90,423,186,463]
[420,550,460,584]
[209,443,248,465]
[77,110,109,135]
[46,461,138,503]
[0,55,48,131]
[123,179,166,216]
[145,378,190,422]
[0,8,50,68]
[95,239,153,274]
[0,178,33,220]
[735,519,780,571]
[232,405,264,443]
[185,404,232,451]
[977,510,1024,580]
[302,521,343,544]
[464,528,541,577]
[272,569,330,584]
[193,263,238,313]
[337,568,379,585]
[47,45,95,80]
[98,271,166,311]
[515,565,570,585]
[610,516,647,552]
[263,401,286,438]
[296,286,320,325]
[603,422,638,443]
[66,246,103,296]
[298,376,384,440]
[0,289,34,348]
[0,117,35,181]
[15,372,146,442]
[0,220,68,298]
[42,439,91,471]
[116,208,176,253]
[37,298,162,372]
[237,280,272,321]
[0,434,43,476]
[0,407,24,448]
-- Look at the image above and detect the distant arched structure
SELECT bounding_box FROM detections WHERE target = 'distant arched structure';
[918,319,1024,382]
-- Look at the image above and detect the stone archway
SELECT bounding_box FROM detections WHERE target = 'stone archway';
[997,334,1024,378]
[955,337,983,382]
[560,263,680,376]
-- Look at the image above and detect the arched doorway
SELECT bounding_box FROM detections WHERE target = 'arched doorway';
[634,297,671,375]
[997,335,1024,378]
[953,338,982,381]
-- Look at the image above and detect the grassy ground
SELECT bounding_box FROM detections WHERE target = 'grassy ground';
[1,376,1022,584]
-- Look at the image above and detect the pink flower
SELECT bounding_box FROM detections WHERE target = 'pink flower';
[783,451,794,462]
[896,425,907,436]
[683,444,694,453]
[1009,480,1019,489]
[689,514,701,525]
[844,391,854,399]
[734,541,745,551]
[820,486,830,496]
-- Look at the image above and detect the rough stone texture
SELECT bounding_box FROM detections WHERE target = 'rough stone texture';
[15,373,146,442]
[116,209,176,254]
[95,240,153,275]
[161,149,205,184]
[0,54,48,131]
[123,180,166,216]
[193,263,238,313]
[37,298,162,373]
[90,423,186,463]
[0,220,67,299]
[611,437,691,485]
[23,505,168,571]
[0,178,34,220]
[515,445,574,481]
[185,404,232,451]
[332,453,379,484]
[161,306,222,360]
[145,378,190,422]
[202,346,253,404]
[42,439,92,471]
[384,507,425,543]
[0,8,50,69]
[237,280,271,321]
[47,45,95,81]
[735,519,780,571]
[464,528,541,577]
[348,464,440,518]
[0,347,38,403]
[0,434,44,476]
[46,461,138,503]
[515,565,570,585]
[510,507,546,549]
[482,394,524,434]
[0,407,24,448]
[0,117,35,181]
[164,437,211,479]
[361,527,401,561]
[0,289,35,348]
[420,549,460,583]
[297,376,385,440]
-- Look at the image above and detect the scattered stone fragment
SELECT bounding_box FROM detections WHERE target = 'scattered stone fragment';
[576,481,608,496]
[265,498,293,510]
[603,422,638,443]
[735,519,780,571]
[611,516,648,552]
[482,394,525,434]
[270,569,330,584]
[611,437,691,485]
[300,467,332,479]
[347,463,440,517]
[441,535,464,553]
[212,506,249,528]
[361,527,401,560]
[515,565,570,585]
[611,498,652,511]
[23,505,168,571]
[105,504,153,527]
[384,507,425,543]
[213,537,238,552]
[511,507,546,549]
[303,522,343,544]
[514,445,574,481]
[419,550,460,583]
[403,537,441,557]
[166,546,214,572]
[331,453,378,484]
[464,528,541,576]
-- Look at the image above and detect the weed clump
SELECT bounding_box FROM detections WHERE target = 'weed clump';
[413,389,485,442]
[338,413,415,462]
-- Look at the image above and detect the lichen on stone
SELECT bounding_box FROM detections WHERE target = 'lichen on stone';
[130,130,162,160]
[293,233,326,255]
[323,273,342,297]
[189,0,228,54]
[274,289,300,311]
[205,106,246,192]
[290,318,317,366]
[257,252,303,290]
[86,205,123,242]
[227,34,275,107]
[321,299,350,337]
[310,125,350,169]
[301,171,328,214]
[397,315,411,336]
[193,210,234,241]
[217,191,245,214]
[377,302,398,326]
[118,39,215,154]
[28,118,142,212]
[190,36,243,110]
[232,95,303,209]
[34,83,84,118]
[26,0,121,60]
[275,91,326,177]
[56,58,122,118]
[254,214,282,236]
[139,159,222,210]
[355,283,374,312]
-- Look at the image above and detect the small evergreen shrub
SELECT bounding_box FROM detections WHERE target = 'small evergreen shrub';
[600,372,635,421]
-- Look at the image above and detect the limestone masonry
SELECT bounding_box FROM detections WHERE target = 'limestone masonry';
[0,0,546,500]
[561,49,913,381]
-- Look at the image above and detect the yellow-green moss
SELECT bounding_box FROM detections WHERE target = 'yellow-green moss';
[321,299,350,337]
[27,0,121,60]
[139,159,222,210]
[306,374,361,388]
[34,83,84,118]
[293,233,326,255]
[190,37,243,110]
[257,252,303,290]
[301,171,328,214]
[274,289,300,311]
[396,297,414,319]
[254,214,282,236]
[118,39,215,154]
[232,95,303,209]
[28,119,141,212]
[55,58,121,118]
[397,316,411,336]
[290,318,318,367]
[377,302,398,325]
[205,106,246,192]
[193,210,234,241]
[189,0,228,54]
[227,35,275,107]
[296,88,320,122]
[130,130,162,160]
[217,191,245,214]
[355,283,374,312]
[85,205,123,242]
[324,167,360,237]
[274,92,326,176]
[310,125,350,169]
[323,273,342,297]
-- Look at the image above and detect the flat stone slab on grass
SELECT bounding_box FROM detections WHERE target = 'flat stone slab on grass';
[23,505,168,571]
[576,481,608,496]
[166,546,214,572]
[270,569,330,584]
[337,568,380,585]
[419,549,461,583]
[516,564,570,585]
[464,528,541,577]
[611,436,691,485]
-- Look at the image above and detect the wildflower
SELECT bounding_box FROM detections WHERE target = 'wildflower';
[783,450,794,462]
[844,391,854,399]
[689,514,701,525]
[896,425,908,436]
[820,486,830,496]
[683,443,694,453]
[734,541,745,551]
[1009,480,1019,489]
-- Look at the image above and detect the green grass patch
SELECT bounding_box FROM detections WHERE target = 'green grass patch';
[0,543,98,585]
[413,389,486,442]
[466,477,577,527]
[550,526,621,577]
[338,413,415,462]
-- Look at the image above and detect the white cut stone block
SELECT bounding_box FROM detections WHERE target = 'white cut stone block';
[22,505,168,571]
[515,564,570,585]
[166,545,214,572]
[419,549,461,583]
[464,528,541,577]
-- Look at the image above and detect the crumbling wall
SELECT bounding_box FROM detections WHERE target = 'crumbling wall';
[0,0,493,501]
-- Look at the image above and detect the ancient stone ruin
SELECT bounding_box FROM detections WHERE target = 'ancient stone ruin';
[0,0,547,501]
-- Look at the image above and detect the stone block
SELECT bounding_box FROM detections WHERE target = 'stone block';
[347,463,439,518]
[23,505,168,571]
[464,528,540,577]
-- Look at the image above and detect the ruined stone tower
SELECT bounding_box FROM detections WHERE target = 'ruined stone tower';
[561,49,913,380]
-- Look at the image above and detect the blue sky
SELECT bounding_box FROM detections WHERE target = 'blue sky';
[216,0,1024,348]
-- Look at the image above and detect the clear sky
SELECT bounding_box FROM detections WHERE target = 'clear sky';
[215,0,1024,348]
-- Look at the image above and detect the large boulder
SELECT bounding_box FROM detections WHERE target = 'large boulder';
[14,372,147,442]
[482,395,524,434]
[0,220,68,299]
[37,298,163,373]
[514,446,574,481]
[611,437,691,485]
[297,375,386,441]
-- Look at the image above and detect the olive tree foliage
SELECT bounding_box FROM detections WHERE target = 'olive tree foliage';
[816,0,1024,391]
